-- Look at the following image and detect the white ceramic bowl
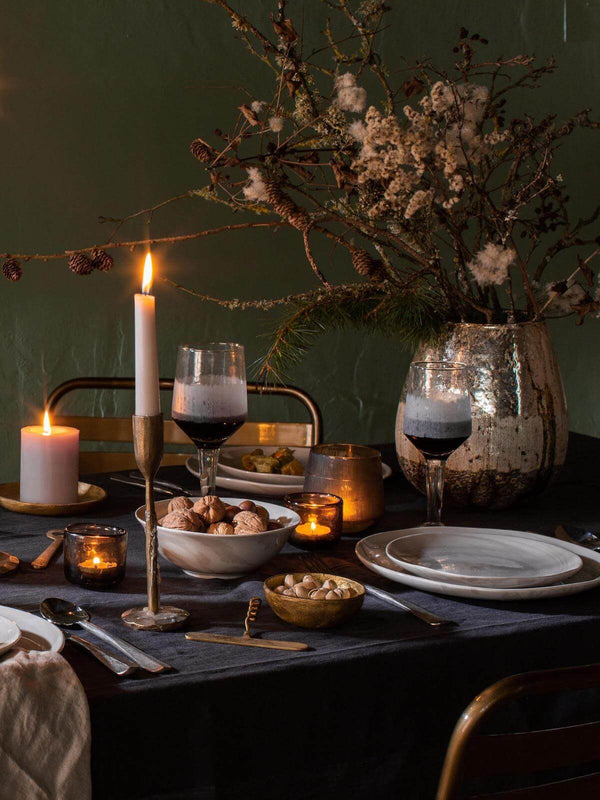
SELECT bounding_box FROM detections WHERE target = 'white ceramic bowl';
[135,496,300,579]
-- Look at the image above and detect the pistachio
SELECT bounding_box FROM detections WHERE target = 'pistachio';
[293,584,311,598]
[309,588,328,599]
[325,590,340,600]
[322,579,337,590]
[283,573,297,588]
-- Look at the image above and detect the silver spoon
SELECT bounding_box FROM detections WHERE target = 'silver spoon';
[31,530,64,570]
[40,598,172,673]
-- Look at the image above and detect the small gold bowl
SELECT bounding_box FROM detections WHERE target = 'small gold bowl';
[264,572,365,629]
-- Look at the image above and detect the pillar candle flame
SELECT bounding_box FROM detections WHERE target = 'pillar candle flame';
[141,252,153,295]
[42,410,51,436]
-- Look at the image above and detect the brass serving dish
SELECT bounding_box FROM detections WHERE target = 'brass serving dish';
[264,572,364,629]
[0,482,106,516]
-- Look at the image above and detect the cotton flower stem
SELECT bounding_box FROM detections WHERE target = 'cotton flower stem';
[538,246,600,317]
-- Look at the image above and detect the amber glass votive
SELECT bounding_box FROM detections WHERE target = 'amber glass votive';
[303,443,384,533]
[284,492,343,550]
[64,523,127,589]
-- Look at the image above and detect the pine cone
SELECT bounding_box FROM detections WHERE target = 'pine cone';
[190,137,215,163]
[352,249,387,282]
[90,248,114,272]
[68,252,94,275]
[1,258,22,281]
[264,179,310,231]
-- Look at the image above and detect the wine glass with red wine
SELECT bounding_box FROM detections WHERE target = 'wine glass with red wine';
[172,343,247,495]
[403,361,471,526]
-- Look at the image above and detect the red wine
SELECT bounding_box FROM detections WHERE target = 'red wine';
[172,413,246,449]
[405,433,469,459]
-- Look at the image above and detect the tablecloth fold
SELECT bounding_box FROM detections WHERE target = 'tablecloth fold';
[0,649,91,800]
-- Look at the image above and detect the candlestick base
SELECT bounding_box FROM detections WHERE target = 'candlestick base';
[121,605,189,632]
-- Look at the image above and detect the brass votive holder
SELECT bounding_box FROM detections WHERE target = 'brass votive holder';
[303,443,384,533]
[121,414,189,632]
[64,523,127,589]
[284,492,343,550]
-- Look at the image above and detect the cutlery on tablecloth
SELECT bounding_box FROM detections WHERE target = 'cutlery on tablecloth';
[64,631,138,677]
[186,597,309,651]
[40,598,173,673]
[110,476,178,496]
[555,524,600,551]
[128,473,192,496]
[30,530,64,570]
[303,554,455,628]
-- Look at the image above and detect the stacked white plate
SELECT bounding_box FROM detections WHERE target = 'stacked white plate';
[356,526,600,601]
[186,445,392,498]
[0,607,63,653]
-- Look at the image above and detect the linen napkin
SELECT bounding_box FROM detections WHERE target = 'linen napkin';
[0,649,91,800]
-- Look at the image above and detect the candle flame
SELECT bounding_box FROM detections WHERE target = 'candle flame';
[141,252,153,294]
[310,522,316,532]
[42,410,51,436]
[93,556,100,565]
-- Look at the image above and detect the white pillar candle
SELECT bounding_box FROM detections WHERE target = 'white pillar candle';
[20,411,79,504]
[134,252,161,417]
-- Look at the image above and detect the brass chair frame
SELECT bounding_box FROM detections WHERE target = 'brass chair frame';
[436,662,600,800]
[47,377,322,473]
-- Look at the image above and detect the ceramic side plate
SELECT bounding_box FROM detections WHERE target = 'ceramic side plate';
[0,606,64,652]
[385,528,583,588]
[0,615,21,655]
[356,528,600,601]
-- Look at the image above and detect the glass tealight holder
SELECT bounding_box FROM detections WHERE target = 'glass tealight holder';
[64,523,127,589]
[284,492,343,551]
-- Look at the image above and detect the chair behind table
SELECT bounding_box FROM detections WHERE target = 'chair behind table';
[47,378,322,473]
[436,661,600,800]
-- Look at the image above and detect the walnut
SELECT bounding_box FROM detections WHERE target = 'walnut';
[192,495,227,524]
[181,509,205,531]
[207,522,235,536]
[167,496,193,514]
[232,510,268,533]
[160,511,198,531]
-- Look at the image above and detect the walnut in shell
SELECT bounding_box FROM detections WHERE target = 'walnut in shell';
[232,510,268,533]
[208,522,235,535]
[160,511,198,531]
[192,495,227,524]
[167,496,193,514]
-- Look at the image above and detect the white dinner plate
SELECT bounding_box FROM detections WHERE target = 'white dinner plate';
[187,454,392,497]
[219,445,312,485]
[0,615,21,655]
[385,528,583,588]
[186,457,303,497]
[0,606,64,652]
[356,528,600,601]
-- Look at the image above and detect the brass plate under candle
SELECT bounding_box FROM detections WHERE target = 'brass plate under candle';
[0,482,107,516]
[0,552,19,576]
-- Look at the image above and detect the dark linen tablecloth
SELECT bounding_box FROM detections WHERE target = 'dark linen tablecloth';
[1,434,600,800]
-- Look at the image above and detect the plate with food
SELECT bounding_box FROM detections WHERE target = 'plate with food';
[218,445,309,485]
[214,445,393,485]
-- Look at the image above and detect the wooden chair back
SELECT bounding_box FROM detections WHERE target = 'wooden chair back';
[47,378,322,473]
[436,662,600,800]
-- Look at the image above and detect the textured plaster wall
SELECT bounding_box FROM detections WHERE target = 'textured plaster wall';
[0,0,599,480]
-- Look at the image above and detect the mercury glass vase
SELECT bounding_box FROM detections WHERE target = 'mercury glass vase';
[395,322,568,509]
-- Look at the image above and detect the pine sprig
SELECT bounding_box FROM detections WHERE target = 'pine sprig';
[256,282,444,383]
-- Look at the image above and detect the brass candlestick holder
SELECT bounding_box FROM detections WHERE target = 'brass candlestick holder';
[121,414,189,631]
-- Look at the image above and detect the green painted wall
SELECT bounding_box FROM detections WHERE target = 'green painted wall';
[1,0,599,480]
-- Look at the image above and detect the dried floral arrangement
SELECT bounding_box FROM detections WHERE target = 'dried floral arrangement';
[3,0,600,380]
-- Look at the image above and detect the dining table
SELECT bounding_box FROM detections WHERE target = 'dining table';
[1,433,600,800]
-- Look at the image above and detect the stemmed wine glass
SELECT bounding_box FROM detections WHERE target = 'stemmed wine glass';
[172,343,247,495]
[403,361,471,526]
